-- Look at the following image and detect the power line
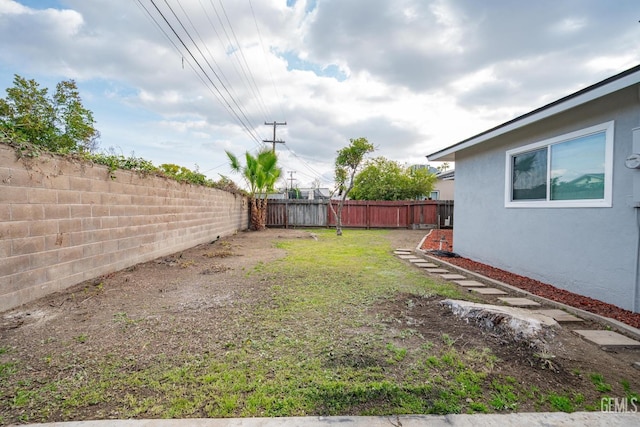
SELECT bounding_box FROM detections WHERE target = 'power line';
[249,0,286,121]
[158,0,264,145]
[218,0,271,121]
[137,0,265,147]
[197,0,266,121]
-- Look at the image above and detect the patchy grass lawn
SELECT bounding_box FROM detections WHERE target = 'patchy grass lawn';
[0,229,638,424]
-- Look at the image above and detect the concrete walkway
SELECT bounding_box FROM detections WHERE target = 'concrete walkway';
[17,412,640,427]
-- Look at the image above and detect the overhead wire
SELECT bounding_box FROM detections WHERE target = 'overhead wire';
[158,0,264,146]
[134,0,239,133]
[248,0,287,122]
[137,0,311,184]
[137,0,265,148]
[196,0,264,121]
[218,0,272,121]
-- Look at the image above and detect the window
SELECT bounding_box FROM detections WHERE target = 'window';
[505,121,613,208]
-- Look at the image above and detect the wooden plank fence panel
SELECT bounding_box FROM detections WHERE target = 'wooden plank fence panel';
[267,199,453,229]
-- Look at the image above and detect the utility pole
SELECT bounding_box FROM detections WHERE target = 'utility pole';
[288,171,296,189]
[287,170,296,199]
[263,121,286,152]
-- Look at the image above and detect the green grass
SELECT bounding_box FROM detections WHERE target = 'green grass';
[590,373,612,393]
[1,229,638,422]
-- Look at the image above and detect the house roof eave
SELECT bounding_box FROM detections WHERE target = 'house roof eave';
[426,64,640,162]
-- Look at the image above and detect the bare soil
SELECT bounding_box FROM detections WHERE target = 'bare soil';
[1,229,639,421]
[421,229,640,329]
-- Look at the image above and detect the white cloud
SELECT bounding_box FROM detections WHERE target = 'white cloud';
[0,0,639,189]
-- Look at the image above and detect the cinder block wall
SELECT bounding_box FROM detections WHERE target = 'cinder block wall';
[0,144,249,312]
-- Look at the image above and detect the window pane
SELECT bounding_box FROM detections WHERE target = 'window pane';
[512,148,547,200]
[550,132,605,200]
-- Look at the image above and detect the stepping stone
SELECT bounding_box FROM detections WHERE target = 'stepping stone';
[535,309,583,323]
[455,280,486,287]
[414,262,438,268]
[409,258,427,263]
[469,287,508,295]
[498,297,541,307]
[440,274,467,280]
[394,250,412,255]
[397,255,419,260]
[424,268,450,274]
[395,248,414,253]
[573,330,640,349]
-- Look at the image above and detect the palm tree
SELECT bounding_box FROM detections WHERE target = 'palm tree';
[226,149,281,231]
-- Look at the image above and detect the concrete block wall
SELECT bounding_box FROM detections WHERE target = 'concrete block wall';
[0,144,249,312]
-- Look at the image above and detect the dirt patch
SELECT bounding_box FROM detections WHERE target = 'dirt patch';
[419,229,640,329]
[373,291,639,412]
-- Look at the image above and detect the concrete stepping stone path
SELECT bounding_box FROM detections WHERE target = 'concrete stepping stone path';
[440,274,467,280]
[498,297,541,307]
[413,262,438,268]
[454,280,486,287]
[573,330,640,349]
[409,258,428,263]
[424,268,450,274]
[397,255,419,260]
[535,309,583,323]
[469,287,508,295]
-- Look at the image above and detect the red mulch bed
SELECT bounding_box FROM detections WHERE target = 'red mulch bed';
[421,230,640,329]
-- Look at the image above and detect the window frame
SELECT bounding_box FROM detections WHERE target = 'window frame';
[504,121,614,208]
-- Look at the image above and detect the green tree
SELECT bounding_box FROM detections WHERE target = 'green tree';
[0,74,99,152]
[330,137,375,235]
[226,149,281,231]
[350,158,436,200]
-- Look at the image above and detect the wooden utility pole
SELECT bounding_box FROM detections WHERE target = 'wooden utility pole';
[288,170,296,189]
[263,121,286,152]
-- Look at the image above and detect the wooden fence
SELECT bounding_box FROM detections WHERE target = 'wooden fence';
[266,200,453,229]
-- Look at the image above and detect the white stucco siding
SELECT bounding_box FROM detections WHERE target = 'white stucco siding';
[453,86,640,312]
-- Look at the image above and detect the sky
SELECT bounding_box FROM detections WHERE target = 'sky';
[1,0,639,190]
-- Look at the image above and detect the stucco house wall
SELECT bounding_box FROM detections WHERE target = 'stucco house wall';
[434,178,455,200]
[449,84,640,312]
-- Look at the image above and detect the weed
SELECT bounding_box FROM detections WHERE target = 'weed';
[469,402,489,413]
[421,341,434,351]
[621,379,640,400]
[441,333,455,346]
[0,361,17,379]
[385,343,408,364]
[425,355,441,367]
[74,334,88,344]
[547,393,574,412]
[179,260,196,268]
[489,379,519,411]
[113,311,140,328]
[11,389,35,408]
[590,373,612,393]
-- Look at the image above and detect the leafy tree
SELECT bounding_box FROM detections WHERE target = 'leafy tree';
[350,157,437,200]
[226,149,281,231]
[0,74,99,152]
[330,137,375,235]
